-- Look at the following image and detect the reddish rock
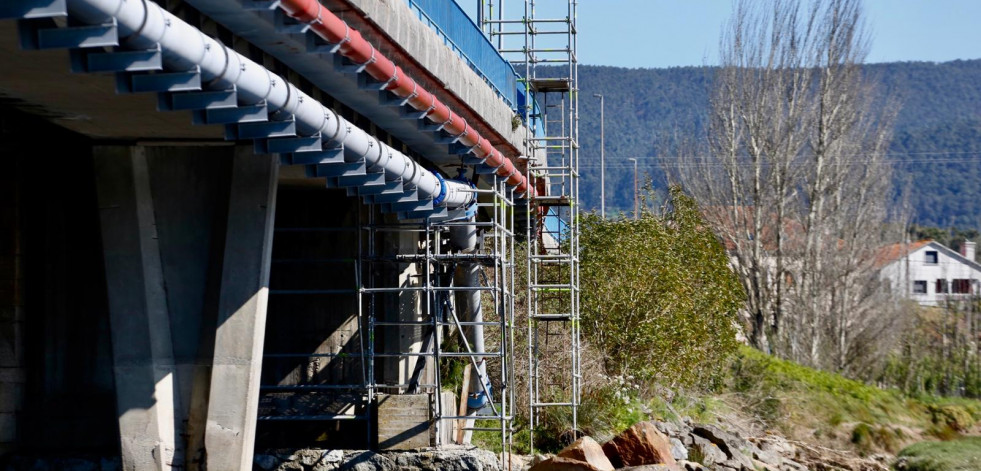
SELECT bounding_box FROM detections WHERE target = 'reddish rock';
[528,456,607,471]
[602,421,678,468]
[556,436,615,471]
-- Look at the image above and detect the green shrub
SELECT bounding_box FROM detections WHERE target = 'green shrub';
[928,405,976,432]
[579,187,743,386]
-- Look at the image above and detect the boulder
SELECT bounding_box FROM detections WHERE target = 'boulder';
[602,421,677,468]
[689,435,726,467]
[654,421,681,437]
[676,461,707,471]
[528,456,608,471]
[294,449,326,466]
[668,438,688,461]
[750,446,782,467]
[555,436,614,471]
[617,465,680,471]
[254,454,280,470]
[690,425,755,470]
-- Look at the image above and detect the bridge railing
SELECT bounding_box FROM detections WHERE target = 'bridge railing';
[405,0,518,110]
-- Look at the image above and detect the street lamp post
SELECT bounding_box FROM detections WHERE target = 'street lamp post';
[628,157,638,220]
[593,93,605,218]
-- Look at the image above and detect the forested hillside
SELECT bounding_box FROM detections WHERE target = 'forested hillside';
[572,59,981,226]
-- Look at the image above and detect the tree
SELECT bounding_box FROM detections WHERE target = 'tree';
[673,0,901,372]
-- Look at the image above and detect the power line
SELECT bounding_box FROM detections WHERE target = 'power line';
[578,151,981,169]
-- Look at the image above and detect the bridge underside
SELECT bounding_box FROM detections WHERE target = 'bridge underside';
[0,0,528,468]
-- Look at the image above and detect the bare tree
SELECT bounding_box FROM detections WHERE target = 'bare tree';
[675,0,901,369]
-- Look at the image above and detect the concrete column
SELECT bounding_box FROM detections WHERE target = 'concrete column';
[94,146,179,471]
[0,151,24,455]
[203,148,278,470]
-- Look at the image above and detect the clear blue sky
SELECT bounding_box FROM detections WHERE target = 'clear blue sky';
[459,1,981,68]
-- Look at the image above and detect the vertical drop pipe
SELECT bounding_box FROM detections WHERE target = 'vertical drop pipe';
[450,219,490,444]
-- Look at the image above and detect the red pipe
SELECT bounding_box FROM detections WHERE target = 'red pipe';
[279,0,534,197]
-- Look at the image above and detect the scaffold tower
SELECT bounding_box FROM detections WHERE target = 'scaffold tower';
[480,0,581,449]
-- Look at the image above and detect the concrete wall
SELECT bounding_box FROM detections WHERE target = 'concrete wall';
[0,114,24,455]
[0,110,119,458]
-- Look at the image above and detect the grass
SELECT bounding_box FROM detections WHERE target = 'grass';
[469,346,981,458]
[722,346,981,454]
[896,437,981,471]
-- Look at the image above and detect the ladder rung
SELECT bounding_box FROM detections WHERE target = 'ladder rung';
[531,314,571,321]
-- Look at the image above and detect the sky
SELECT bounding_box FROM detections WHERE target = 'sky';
[459,0,981,68]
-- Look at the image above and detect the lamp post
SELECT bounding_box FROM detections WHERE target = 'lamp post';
[593,93,605,218]
[628,157,638,220]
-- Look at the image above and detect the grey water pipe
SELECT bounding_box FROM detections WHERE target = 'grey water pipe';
[450,222,490,413]
[66,0,475,208]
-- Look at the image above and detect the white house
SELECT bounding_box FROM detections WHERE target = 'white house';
[878,240,981,306]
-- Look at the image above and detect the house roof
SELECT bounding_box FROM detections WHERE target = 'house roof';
[702,206,805,252]
[875,240,981,272]
[874,240,932,268]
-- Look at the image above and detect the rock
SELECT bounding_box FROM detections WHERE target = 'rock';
[690,435,727,467]
[324,450,344,463]
[753,436,796,458]
[555,436,614,471]
[750,447,782,466]
[294,449,326,466]
[275,461,305,471]
[528,456,607,471]
[691,424,750,455]
[337,451,397,471]
[654,421,681,438]
[601,421,677,468]
[618,465,680,471]
[668,438,688,461]
[676,461,707,471]
[690,425,755,471]
[752,459,779,471]
[254,454,280,470]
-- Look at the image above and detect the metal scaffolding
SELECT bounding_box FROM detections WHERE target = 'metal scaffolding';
[480,0,581,450]
[259,175,517,454]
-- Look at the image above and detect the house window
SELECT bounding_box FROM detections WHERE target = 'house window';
[913,280,928,294]
[936,279,949,293]
[925,251,938,264]
[952,279,972,294]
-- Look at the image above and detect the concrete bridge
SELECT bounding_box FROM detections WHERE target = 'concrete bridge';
[0,0,579,468]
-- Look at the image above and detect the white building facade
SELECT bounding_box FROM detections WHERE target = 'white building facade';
[880,241,981,306]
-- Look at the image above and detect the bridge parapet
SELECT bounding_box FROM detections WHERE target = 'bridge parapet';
[336,0,532,158]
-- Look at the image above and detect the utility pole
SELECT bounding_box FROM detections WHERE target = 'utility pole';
[628,157,638,220]
[593,93,605,218]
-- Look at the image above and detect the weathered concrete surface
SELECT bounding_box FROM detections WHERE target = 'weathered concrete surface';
[94,146,180,471]
[376,394,431,450]
[204,148,279,470]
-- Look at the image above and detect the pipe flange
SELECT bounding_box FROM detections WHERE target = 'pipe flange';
[432,171,448,206]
